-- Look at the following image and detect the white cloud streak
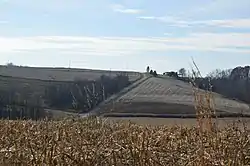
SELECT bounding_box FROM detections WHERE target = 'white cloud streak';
[195,0,250,16]
[0,33,250,56]
[138,16,250,29]
[204,19,250,28]
[0,20,8,24]
[110,4,142,14]
[1,0,85,11]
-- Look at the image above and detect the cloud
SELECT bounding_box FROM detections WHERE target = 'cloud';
[138,16,250,29]
[195,0,250,16]
[110,4,142,14]
[0,33,250,56]
[203,19,250,28]
[2,0,85,11]
[163,33,172,36]
[0,20,8,24]
[138,16,191,27]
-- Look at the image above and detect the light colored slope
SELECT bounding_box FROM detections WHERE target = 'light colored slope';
[80,74,149,117]
[109,77,250,116]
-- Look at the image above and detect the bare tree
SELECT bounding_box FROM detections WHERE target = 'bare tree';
[6,62,15,67]
[179,68,187,77]
[207,69,232,79]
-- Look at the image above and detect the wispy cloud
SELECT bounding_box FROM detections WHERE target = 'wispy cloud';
[138,16,191,27]
[195,0,250,16]
[110,4,142,14]
[0,20,8,24]
[204,19,250,28]
[163,33,172,36]
[138,16,250,29]
[0,33,250,56]
[2,0,85,11]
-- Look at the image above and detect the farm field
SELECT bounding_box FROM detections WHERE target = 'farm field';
[0,66,142,103]
[0,65,141,82]
[0,118,249,165]
[99,77,250,117]
[107,117,250,128]
[0,66,143,117]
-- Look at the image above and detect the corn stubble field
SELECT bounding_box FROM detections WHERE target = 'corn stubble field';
[0,118,249,165]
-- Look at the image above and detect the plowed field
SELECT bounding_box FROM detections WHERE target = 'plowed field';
[100,77,250,117]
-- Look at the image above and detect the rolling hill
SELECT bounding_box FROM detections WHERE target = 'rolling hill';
[92,76,250,118]
[1,65,250,119]
[0,66,142,119]
[0,65,141,82]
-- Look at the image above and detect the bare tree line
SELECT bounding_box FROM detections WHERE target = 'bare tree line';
[0,73,131,119]
[177,66,250,104]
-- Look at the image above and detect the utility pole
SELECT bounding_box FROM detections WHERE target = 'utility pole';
[68,60,71,69]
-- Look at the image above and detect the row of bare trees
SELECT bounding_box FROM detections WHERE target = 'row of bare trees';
[178,66,250,104]
[0,74,131,119]
[202,66,250,103]
[44,74,130,113]
[0,89,46,120]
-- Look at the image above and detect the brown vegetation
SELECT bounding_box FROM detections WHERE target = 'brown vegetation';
[0,118,249,165]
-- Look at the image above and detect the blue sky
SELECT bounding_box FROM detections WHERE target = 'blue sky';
[0,0,250,75]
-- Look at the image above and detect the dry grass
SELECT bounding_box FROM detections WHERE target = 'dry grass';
[0,118,249,166]
[190,59,216,133]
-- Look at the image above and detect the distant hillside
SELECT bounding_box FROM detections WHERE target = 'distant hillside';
[0,65,141,82]
[95,76,250,118]
[0,65,144,120]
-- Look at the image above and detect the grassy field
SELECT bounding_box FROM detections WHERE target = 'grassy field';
[0,66,142,95]
[0,118,249,165]
[0,65,141,82]
[0,66,141,96]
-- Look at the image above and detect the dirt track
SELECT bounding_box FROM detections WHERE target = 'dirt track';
[106,117,250,128]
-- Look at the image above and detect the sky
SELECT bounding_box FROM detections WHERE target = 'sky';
[0,0,250,75]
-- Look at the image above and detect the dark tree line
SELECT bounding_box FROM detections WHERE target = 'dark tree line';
[198,66,250,103]
[0,89,46,120]
[163,71,178,78]
[44,74,130,113]
[178,66,250,104]
[0,74,131,119]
